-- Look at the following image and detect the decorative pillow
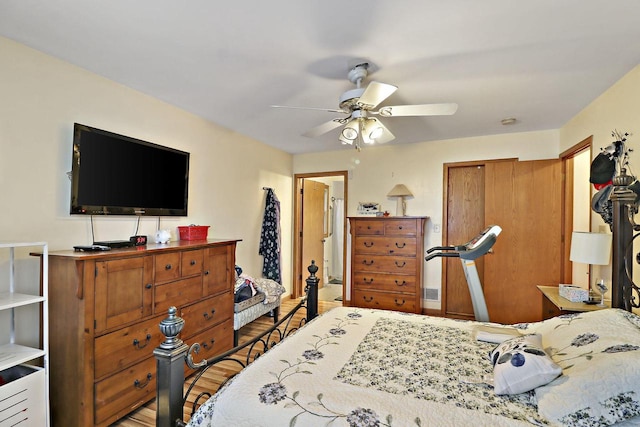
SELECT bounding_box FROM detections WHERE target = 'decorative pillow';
[489,334,562,395]
[530,309,640,425]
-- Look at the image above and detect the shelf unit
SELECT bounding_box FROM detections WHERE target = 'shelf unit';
[0,241,49,426]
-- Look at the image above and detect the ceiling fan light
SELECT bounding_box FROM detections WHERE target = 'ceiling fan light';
[369,126,383,140]
[341,126,358,141]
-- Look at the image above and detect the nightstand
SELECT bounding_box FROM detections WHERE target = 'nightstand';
[538,285,609,319]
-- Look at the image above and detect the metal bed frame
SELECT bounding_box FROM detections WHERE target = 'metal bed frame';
[154,261,320,427]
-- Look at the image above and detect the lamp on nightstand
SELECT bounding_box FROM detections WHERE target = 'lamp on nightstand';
[387,184,413,216]
[569,231,612,300]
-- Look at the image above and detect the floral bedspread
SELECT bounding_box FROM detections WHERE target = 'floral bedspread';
[187,307,558,427]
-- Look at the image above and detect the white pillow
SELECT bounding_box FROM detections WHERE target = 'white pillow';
[489,334,562,395]
[531,309,640,425]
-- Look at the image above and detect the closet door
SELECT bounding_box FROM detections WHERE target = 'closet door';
[443,158,562,323]
[484,159,562,323]
[443,164,486,319]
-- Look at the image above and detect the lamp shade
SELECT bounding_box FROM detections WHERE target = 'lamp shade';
[387,184,413,197]
[569,232,612,265]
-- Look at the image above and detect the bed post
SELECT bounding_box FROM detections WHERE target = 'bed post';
[305,260,319,321]
[154,306,188,427]
[610,169,636,310]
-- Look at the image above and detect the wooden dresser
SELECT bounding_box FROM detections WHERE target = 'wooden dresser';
[349,217,426,313]
[40,240,238,426]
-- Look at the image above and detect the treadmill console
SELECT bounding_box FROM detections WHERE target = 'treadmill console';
[466,225,502,250]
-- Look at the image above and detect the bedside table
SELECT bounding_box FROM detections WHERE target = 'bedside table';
[538,285,609,319]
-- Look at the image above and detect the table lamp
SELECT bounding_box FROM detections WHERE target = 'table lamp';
[387,184,413,216]
[569,231,612,301]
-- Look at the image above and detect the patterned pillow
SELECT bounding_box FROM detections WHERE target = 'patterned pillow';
[532,309,640,425]
[489,334,562,395]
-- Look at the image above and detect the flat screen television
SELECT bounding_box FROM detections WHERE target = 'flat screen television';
[70,123,190,216]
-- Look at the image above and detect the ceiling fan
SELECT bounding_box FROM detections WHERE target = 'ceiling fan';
[273,62,458,151]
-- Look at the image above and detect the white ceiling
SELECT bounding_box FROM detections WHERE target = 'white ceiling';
[2,1,640,154]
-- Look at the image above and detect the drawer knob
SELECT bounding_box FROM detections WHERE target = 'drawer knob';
[204,270,210,275]
[395,261,406,268]
[363,296,374,303]
[190,260,197,266]
[362,260,374,266]
[395,242,406,248]
[363,277,374,284]
[398,226,404,230]
[134,373,153,389]
[364,241,374,248]
[133,334,152,349]
[165,264,172,270]
[145,283,152,289]
[394,298,406,306]
[201,338,215,349]
[203,309,216,320]
[395,280,407,287]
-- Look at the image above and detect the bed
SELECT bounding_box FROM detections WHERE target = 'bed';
[155,134,640,427]
[184,306,640,427]
[156,263,640,427]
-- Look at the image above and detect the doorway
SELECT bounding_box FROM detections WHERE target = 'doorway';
[293,171,348,302]
[560,136,593,285]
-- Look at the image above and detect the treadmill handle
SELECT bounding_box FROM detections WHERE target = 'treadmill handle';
[426,245,455,254]
[425,252,460,261]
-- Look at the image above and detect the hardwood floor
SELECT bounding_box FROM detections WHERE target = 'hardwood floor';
[112,297,341,426]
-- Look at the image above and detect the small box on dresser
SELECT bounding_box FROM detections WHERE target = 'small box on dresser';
[349,216,427,313]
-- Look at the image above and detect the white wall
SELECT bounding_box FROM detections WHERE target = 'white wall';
[0,37,294,295]
[294,129,560,309]
[560,64,640,295]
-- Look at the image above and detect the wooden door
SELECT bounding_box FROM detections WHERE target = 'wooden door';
[95,256,153,332]
[443,159,562,323]
[203,244,234,296]
[302,179,327,287]
[484,159,562,323]
[443,164,486,319]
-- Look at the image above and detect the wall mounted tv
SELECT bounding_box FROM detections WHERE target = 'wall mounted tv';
[70,123,190,216]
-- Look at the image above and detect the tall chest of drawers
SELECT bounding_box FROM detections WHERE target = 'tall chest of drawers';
[41,240,238,426]
[349,217,426,313]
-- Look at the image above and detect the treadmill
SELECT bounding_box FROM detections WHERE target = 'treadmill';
[425,225,502,322]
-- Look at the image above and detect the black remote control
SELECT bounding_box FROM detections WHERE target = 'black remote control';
[73,245,111,252]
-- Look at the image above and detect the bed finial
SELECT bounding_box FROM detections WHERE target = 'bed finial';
[158,306,185,349]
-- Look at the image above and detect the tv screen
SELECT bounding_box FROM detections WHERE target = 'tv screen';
[70,123,190,216]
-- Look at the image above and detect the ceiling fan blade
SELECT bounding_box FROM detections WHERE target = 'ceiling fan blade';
[303,118,347,138]
[356,81,398,110]
[376,103,458,117]
[271,105,346,114]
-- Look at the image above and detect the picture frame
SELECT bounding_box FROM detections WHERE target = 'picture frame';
[357,202,380,216]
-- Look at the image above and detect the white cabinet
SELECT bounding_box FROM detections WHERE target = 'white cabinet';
[0,242,48,426]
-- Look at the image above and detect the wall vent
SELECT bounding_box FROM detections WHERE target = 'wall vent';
[424,288,439,301]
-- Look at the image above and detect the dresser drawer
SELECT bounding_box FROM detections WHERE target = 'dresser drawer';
[352,272,416,293]
[352,254,417,274]
[352,220,384,235]
[180,293,233,339]
[181,249,204,277]
[384,219,417,235]
[154,275,203,314]
[155,252,181,283]
[353,236,417,256]
[94,314,165,380]
[94,356,156,426]
[352,290,417,313]
[185,319,234,375]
